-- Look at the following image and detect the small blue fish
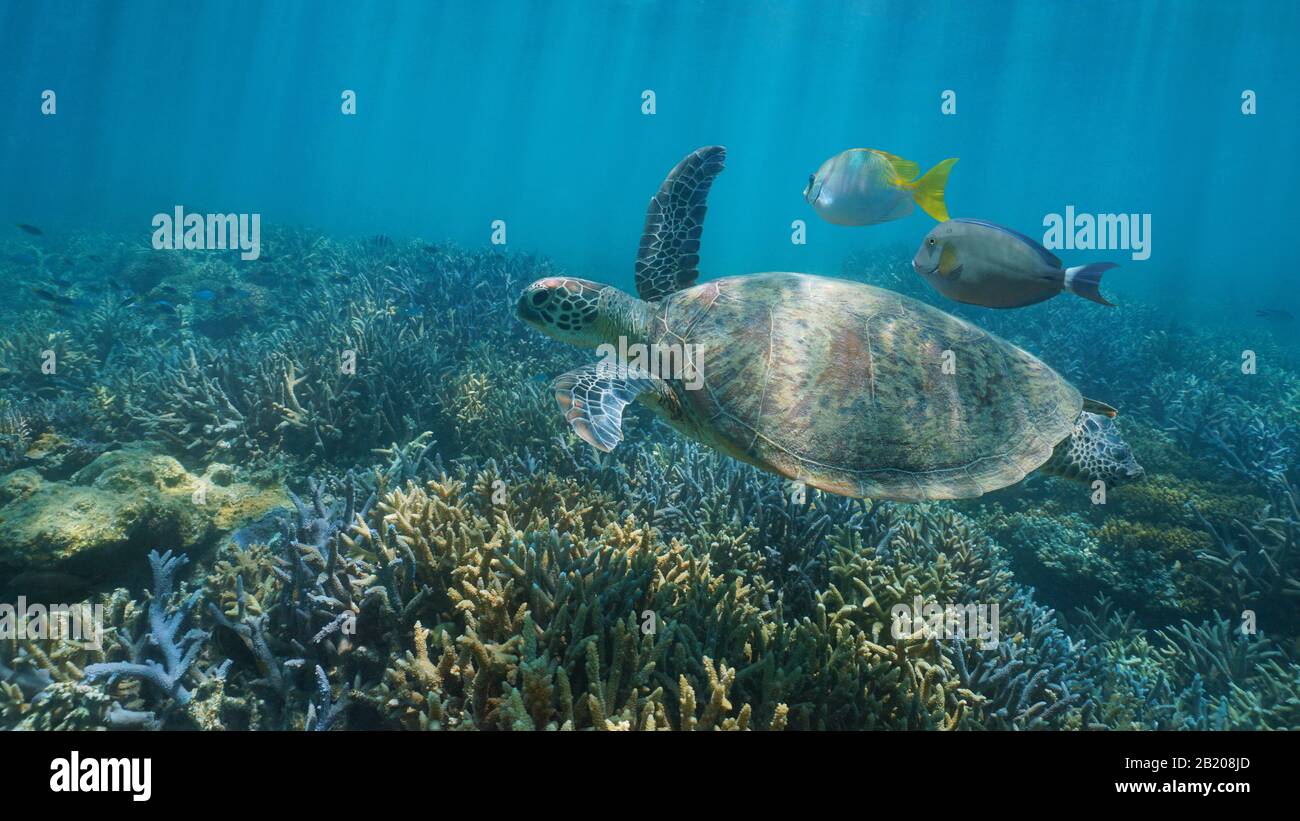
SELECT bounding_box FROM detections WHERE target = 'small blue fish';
[193,289,216,301]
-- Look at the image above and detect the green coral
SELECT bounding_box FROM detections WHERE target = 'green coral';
[1119,474,1266,525]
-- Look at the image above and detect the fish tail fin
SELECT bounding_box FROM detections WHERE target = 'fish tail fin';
[910,158,957,221]
[1064,263,1118,306]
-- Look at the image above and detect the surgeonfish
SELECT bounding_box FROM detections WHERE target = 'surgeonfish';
[804,149,957,226]
[29,286,77,305]
[1256,308,1294,323]
[912,218,1118,308]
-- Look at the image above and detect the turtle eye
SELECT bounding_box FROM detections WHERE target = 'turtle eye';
[530,290,549,306]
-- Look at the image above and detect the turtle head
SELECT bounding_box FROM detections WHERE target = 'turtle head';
[1088,415,1145,486]
[1045,411,1146,487]
[517,277,610,348]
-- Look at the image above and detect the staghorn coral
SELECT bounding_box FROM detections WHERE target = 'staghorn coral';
[102,233,578,470]
[122,342,280,462]
[0,588,147,730]
[84,550,207,705]
[322,444,1105,731]
[3,236,1298,731]
[1186,473,1300,643]
[1071,594,1300,730]
[105,442,1017,730]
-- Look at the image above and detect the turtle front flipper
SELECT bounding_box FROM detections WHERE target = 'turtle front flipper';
[552,362,674,452]
[1041,410,1145,486]
[635,145,726,302]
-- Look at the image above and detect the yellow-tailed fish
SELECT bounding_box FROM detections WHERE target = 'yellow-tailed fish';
[912,218,1119,308]
[804,149,956,226]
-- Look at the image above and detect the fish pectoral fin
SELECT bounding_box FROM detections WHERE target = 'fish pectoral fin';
[938,244,962,278]
[874,150,921,182]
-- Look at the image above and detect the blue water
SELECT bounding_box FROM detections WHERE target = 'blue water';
[5,0,1300,737]
[2,0,1297,320]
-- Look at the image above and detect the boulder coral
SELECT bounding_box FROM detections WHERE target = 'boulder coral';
[0,446,289,580]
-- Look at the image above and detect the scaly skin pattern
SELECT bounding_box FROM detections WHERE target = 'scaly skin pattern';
[626,272,1083,501]
[1042,411,1145,485]
[597,285,650,344]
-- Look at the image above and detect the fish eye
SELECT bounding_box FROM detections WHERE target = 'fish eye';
[530,290,549,306]
[928,238,936,246]
[807,174,815,186]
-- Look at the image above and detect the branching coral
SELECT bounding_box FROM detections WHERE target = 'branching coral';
[84,550,207,705]
[1191,475,1300,624]
[3,236,1297,732]
[1072,594,1300,730]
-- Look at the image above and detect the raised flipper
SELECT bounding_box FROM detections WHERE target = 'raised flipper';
[552,362,671,452]
[635,145,726,302]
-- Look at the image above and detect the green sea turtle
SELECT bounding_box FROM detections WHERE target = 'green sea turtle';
[516,146,1144,501]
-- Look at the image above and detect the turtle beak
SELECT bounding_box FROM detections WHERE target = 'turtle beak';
[516,292,541,324]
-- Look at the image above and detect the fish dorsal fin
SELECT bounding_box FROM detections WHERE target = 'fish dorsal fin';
[635,145,726,302]
[872,150,921,183]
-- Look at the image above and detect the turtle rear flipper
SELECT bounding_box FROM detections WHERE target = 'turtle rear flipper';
[552,363,672,452]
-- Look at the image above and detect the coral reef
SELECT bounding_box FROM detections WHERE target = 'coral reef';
[1073,595,1300,730]
[1,233,1297,730]
[0,446,288,584]
[84,550,207,706]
